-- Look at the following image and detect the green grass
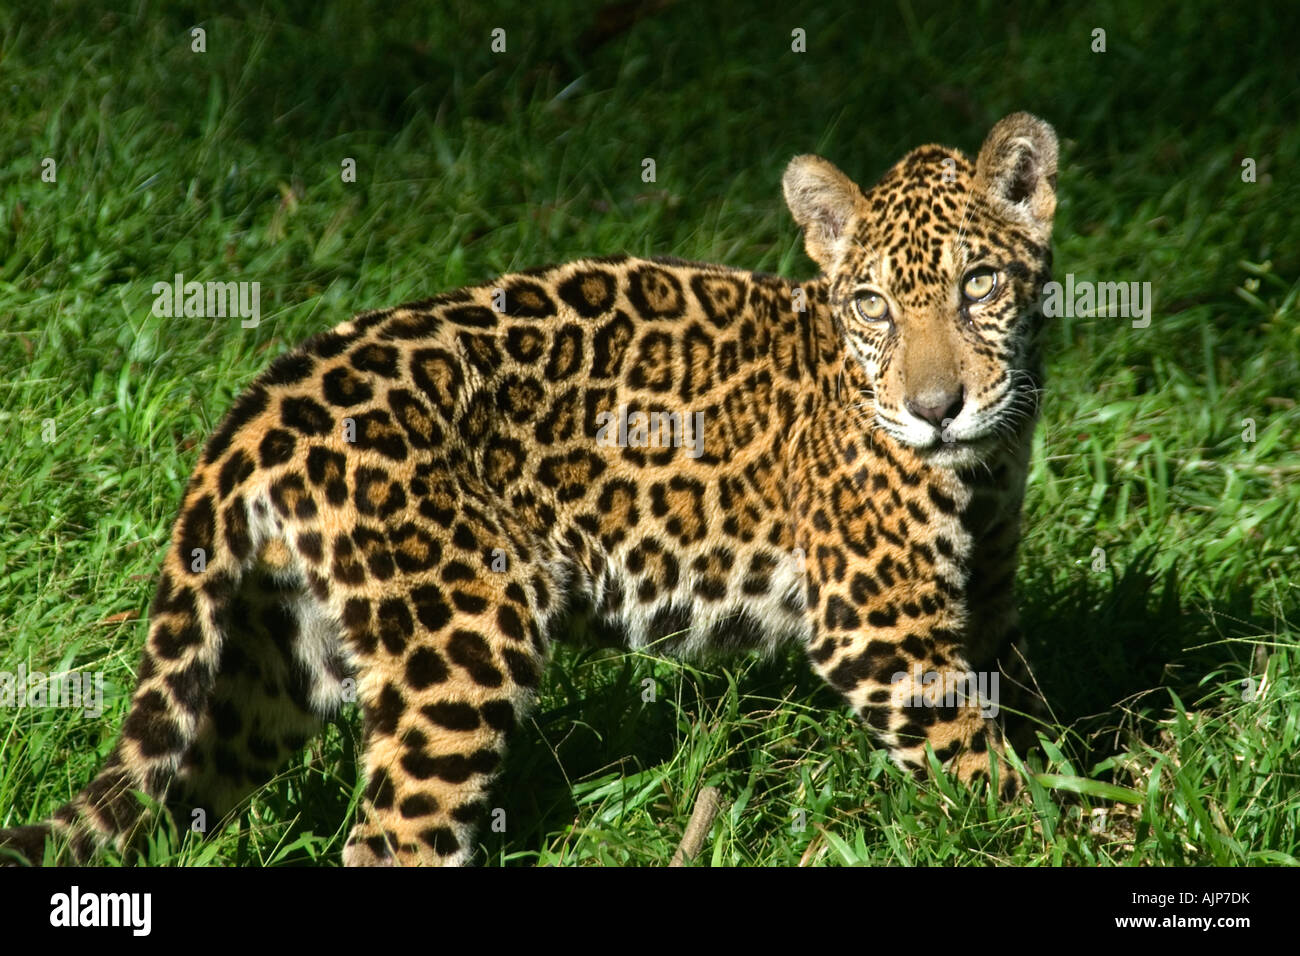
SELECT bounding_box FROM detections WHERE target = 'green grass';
[1,0,1297,866]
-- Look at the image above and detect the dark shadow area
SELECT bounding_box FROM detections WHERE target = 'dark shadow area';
[1019,548,1289,772]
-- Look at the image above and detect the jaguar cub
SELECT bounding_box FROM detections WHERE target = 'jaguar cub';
[1,112,1057,866]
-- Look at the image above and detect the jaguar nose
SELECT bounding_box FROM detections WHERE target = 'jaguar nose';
[905,386,965,428]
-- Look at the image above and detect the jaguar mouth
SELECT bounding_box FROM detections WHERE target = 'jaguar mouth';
[872,402,1020,466]
[914,432,1000,466]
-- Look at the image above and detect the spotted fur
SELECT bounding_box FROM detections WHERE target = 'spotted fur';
[0,113,1057,866]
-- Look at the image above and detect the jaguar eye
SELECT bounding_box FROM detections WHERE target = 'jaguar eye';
[854,292,890,322]
[962,268,997,301]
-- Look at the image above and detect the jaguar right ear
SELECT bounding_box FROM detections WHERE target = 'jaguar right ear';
[974,113,1058,241]
[783,154,866,272]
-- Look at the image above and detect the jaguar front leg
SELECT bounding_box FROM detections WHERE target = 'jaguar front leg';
[799,541,1020,800]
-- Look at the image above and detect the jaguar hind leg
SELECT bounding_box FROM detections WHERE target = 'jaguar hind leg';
[0,479,350,863]
[339,554,553,867]
[165,547,352,838]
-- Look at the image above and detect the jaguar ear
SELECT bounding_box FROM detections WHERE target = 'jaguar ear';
[975,113,1058,239]
[783,154,865,272]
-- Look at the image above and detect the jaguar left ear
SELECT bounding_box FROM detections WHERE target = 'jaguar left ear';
[975,113,1058,240]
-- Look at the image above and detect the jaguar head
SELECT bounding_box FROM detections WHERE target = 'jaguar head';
[783,112,1058,467]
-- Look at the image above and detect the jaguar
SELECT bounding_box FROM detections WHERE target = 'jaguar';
[0,111,1058,866]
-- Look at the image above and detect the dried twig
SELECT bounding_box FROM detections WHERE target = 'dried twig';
[668,786,722,867]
